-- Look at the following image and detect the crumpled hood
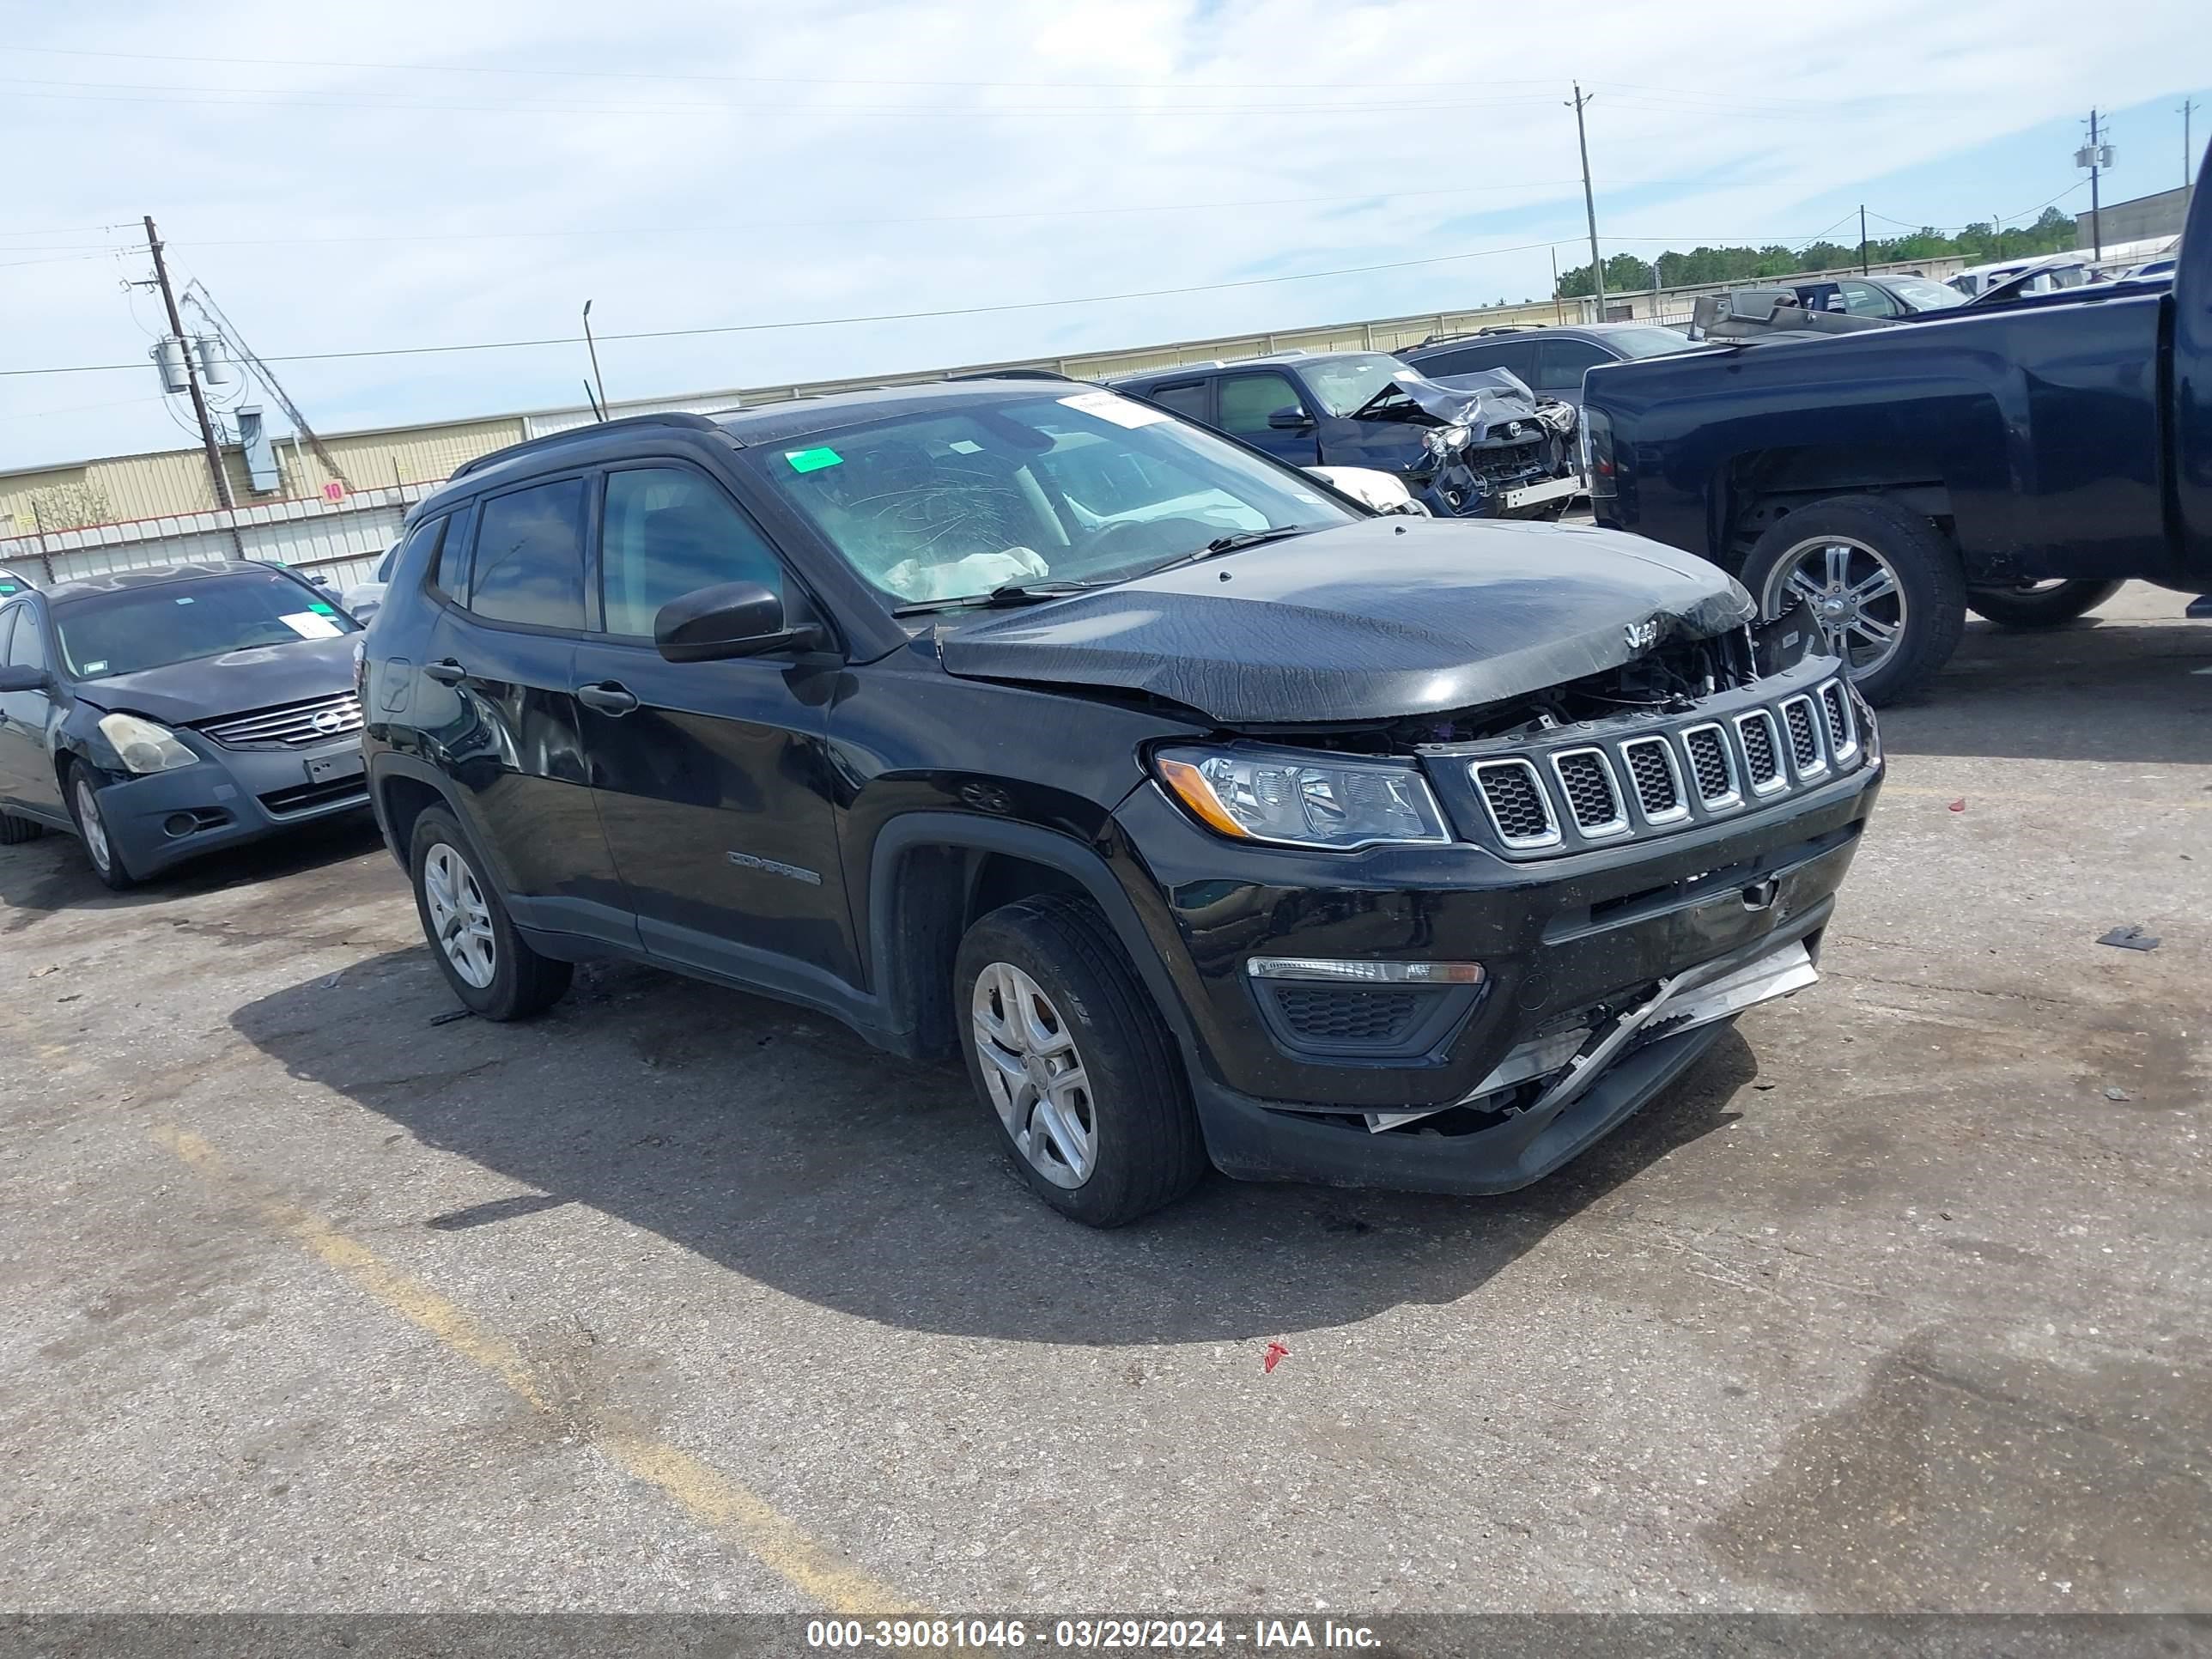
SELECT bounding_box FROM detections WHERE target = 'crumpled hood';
[1380,365,1577,441]
[936,517,1754,723]
[72,633,359,726]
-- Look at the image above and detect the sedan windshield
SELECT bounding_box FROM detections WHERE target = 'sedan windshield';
[55,569,360,679]
[1888,277,1966,311]
[1602,325,1700,358]
[751,389,1359,608]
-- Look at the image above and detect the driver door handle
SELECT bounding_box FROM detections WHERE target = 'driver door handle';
[577,681,640,717]
[422,659,467,685]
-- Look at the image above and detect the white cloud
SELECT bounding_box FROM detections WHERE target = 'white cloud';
[2,0,2206,469]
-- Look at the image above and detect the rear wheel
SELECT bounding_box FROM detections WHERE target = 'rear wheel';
[1741,495,1966,706]
[955,896,1206,1227]
[0,813,41,845]
[64,764,137,891]
[1966,578,2123,629]
[408,806,570,1019]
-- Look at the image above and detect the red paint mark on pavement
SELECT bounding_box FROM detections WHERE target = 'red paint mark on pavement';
[1263,1341,1289,1373]
[1948,799,1966,812]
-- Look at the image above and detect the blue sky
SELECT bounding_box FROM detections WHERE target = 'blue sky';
[2,0,2207,471]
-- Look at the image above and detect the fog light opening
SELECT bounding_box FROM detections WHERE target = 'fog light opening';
[162,812,198,838]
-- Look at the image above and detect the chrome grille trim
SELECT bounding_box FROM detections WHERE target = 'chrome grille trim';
[1679,722,1743,813]
[1781,695,1828,780]
[1819,679,1858,763]
[1470,757,1561,849]
[1548,747,1631,839]
[1734,709,1789,796]
[1620,735,1690,825]
[199,691,364,750]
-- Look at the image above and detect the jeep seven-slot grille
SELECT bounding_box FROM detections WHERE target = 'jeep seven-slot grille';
[200,691,363,750]
[1458,677,1863,860]
[1552,750,1627,836]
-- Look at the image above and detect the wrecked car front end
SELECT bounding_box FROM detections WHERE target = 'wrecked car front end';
[939,516,1882,1195]
[1391,366,1583,519]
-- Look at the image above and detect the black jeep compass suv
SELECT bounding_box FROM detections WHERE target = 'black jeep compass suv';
[358,381,1881,1225]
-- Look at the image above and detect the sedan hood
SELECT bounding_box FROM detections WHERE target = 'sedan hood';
[73,633,360,726]
[937,518,1753,723]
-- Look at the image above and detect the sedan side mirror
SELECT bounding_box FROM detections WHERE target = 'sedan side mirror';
[1267,405,1316,430]
[654,581,827,664]
[0,665,50,694]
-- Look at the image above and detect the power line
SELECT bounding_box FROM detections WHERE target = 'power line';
[4,236,1583,379]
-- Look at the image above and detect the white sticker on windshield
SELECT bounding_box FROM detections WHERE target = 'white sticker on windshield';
[1057,389,1170,429]
[947,439,982,453]
[278,611,344,640]
[82,660,107,674]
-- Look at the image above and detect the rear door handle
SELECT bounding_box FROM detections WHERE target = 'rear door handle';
[576,681,640,717]
[422,659,466,685]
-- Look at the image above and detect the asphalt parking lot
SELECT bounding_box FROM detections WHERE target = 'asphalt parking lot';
[2,586,2206,1619]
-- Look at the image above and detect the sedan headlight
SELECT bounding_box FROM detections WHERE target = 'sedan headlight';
[1155,745,1449,850]
[1423,424,1471,459]
[97,713,198,775]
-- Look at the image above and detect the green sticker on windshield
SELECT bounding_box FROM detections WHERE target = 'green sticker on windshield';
[0,584,16,595]
[308,602,336,614]
[785,447,843,473]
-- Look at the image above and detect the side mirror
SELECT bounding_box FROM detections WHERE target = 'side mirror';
[654,582,826,664]
[1267,405,1316,430]
[307,574,334,589]
[0,665,49,694]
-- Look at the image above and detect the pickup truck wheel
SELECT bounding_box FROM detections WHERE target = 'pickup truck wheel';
[408,806,571,1020]
[1966,579,2124,629]
[1742,496,1966,706]
[956,895,1206,1227]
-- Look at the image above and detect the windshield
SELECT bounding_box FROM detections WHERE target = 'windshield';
[1601,325,1698,359]
[751,389,1358,608]
[1888,277,1966,311]
[1295,354,1410,416]
[55,569,361,679]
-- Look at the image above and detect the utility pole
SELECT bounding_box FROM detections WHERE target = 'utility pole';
[2185,98,2197,191]
[1568,83,1605,321]
[1549,246,1563,325]
[2087,109,2106,260]
[1858,204,1869,274]
[141,216,242,556]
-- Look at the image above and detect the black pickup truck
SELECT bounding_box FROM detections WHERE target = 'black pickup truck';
[1582,151,2212,702]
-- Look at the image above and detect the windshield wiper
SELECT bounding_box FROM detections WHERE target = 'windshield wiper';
[1182,524,1320,563]
[891,580,1103,617]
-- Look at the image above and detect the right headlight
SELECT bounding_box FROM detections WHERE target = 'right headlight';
[97,713,198,775]
[1154,745,1450,851]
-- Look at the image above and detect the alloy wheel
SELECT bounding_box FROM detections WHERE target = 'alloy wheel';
[970,961,1097,1189]
[422,842,497,989]
[1764,535,1910,678]
[73,776,112,874]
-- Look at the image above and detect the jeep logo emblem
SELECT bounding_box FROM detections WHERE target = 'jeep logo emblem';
[1624,620,1659,651]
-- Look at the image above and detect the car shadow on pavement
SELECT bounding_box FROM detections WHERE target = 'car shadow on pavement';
[0,813,387,937]
[1886,617,2212,764]
[230,947,1754,1346]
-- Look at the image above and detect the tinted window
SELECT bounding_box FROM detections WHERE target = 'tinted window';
[426,513,465,600]
[468,481,586,629]
[1421,340,1535,380]
[1144,380,1210,420]
[54,571,360,680]
[5,604,46,672]
[1217,373,1304,438]
[601,467,785,638]
[1534,338,1611,392]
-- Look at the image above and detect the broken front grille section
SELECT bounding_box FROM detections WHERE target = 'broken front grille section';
[1455,675,1864,860]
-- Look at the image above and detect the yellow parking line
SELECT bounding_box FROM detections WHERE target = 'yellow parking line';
[149,1123,922,1615]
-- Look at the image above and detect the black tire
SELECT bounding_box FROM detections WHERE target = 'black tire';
[0,813,41,845]
[63,762,137,892]
[407,806,571,1020]
[1740,495,1967,707]
[954,895,1206,1227]
[1966,579,2124,629]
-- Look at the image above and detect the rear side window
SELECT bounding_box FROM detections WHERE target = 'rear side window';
[600,467,785,638]
[468,481,586,630]
[1142,380,1210,421]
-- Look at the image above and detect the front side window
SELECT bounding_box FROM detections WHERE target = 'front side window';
[1887,276,1967,311]
[469,480,586,630]
[1217,373,1305,438]
[601,467,785,637]
[754,390,1357,608]
[1837,282,1897,318]
[1534,339,1610,392]
[55,570,361,680]
[5,603,46,672]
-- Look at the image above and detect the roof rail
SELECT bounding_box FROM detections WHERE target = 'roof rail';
[945,367,1076,383]
[450,410,730,481]
[1413,324,1546,349]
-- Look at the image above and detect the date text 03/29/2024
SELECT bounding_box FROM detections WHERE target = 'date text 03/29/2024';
[805,1618,1382,1650]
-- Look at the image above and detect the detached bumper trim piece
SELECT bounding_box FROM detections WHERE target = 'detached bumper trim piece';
[1499,474,1584,510]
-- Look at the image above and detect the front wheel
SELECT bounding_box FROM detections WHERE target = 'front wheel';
[64,765,137,891]
[1740,495,1967,707]
[408,806,571,1020]
[954,896,1206,1227]
[1966,579,2123,629]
